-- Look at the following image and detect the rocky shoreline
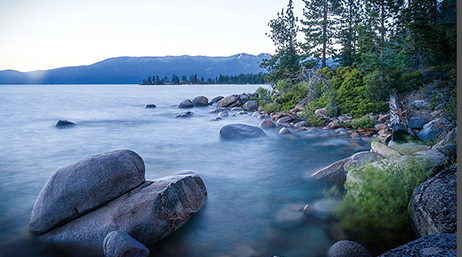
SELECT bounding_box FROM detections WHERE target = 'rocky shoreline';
[45,90,456,256]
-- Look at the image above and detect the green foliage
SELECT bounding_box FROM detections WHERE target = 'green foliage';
[261,102,283,113]
[350,116,375,129]
[446,86,457,120]
[300,101,329,127]
[336,158,432,242]
[395,70,427,92]
[363,70,393,102]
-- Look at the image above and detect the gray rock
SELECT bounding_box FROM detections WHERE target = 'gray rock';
[343,151,382,173]
[417,118,452,142]
[243,100,258,112]
[432,143,457,159]
[218,111,228,118]
[231,107,243,111]
[191,96,209,106]
[377,234,456,257]
[371,141,402,157]
[315,107,329,117]
[145,104,156,108]
[174,111,194,118]
[209,96,224,105]
[238,94,250,104]
[217,94,240,108]
[56,120,76,127]
[409,117,429,129]
[310,158,349,188]
[178,99,193,108]
[328,240,371,257]
[219,124,267,139]
[103,231,150,257]
[260,120,276,128]
[409,164,457,237]
[30,150,146,234]
[276,116,294,125]
[410,100,431,110]
[412,149,450,175]
[279,127,291,135]
[39,173,207,248]
[210,117,222,122]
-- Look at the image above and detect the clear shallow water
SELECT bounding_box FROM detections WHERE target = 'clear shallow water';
[0,84,370,257]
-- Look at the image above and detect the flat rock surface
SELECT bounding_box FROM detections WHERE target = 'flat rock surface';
[378,234,457,257]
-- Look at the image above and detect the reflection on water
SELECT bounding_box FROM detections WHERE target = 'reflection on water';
[0,84,370,257]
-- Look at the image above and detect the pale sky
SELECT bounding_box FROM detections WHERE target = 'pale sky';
[0,0,304,72]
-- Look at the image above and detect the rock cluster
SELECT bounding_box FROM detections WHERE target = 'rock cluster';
[30,150,207,254]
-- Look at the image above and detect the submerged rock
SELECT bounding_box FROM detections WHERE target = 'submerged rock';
[174,111,194,118]
[178,99,193,108]
[409,164,457,237]
[145,104,156,108]
[328,240,371,257]
[219,124,267,139]
[30,150,145,234]
[209,96,224,105]
[56,120,76,127]
[260,119,276,128]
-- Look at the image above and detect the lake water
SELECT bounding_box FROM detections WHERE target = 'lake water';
[0,84,371,257]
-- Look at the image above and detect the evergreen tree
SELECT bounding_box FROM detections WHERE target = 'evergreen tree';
[260,0,301,82]
[336,0,362,66]
[301,0,340,68]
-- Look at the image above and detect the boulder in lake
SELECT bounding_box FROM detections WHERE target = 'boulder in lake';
[377,234,456,257]
[408,164,457,237]
[328,240,371,257]
[243,100,258,112]
[192,96,209,107]
[279,127,292,135]
[217,94,240,108]
[174,111,194,118]
[219,124,266,139]
[260,120,276,128]
[209,96,224,105]
[30,150,146,234]
[145,104,156,108]
[178,99,194,108]
[56,120,76,127]
[103,231,150,257]
[310,158,349,188]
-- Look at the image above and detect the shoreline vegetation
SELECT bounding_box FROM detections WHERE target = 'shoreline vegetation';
[248,0,457,255]
[140,73,268,85]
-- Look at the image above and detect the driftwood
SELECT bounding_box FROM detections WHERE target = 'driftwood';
[389,92,414,141]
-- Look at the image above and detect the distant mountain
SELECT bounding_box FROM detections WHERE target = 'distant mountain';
[0,53,271,84]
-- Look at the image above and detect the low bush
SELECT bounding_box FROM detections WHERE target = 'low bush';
[350,116,375,129]
[335,158,432,242]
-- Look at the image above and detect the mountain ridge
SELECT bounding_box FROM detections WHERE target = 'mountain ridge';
[0,53,271,84]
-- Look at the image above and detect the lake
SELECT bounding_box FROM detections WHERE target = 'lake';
[0,84,371,257]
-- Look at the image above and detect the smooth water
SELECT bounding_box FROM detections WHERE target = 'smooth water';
[0,84,370,257]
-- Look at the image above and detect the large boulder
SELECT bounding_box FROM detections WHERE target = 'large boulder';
[39,173,207,248]
[343,152,382,172]
[389,142,430,155]
[216,94,240,108]
[371,142,402,157]
[219,124,267,139]
[30,150,146,234]
[178,99,193,108]
[408,164,457,237]
[417,118,452,142]
[409,117,428,129]
[56,120,76,127]
[377,234,457,257]
[103,231,150,257]
[328,240,371,257]
[209,96,224,105]
[191,96,209,107]
[432,126,457,158]
[243,100,258,112]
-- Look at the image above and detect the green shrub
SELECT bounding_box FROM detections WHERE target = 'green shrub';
[336,158,432,242]
[447,86,457,120]
[300,101,329,127]
[350,116,375,129]
[396,70,427,92]
[261,102,282,113]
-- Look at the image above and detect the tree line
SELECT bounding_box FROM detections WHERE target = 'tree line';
[256,0,456,119]
[140,73,267,85]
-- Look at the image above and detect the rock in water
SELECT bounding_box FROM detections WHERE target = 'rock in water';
[39,173,207,248]
[55,120,76,127]
[103,231,150,257]
[216,94,240,108]
[192,96,209,106]
[30,150,146,234]
[409,164,457,237]
[178,99,193,108]
[145,104,156,108]
[219,124,267,139]
[377,234,457,257]
[243,100,258,112]
[328,240,371,257]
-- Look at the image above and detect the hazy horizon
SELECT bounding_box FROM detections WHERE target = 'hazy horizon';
[0,0,304,72]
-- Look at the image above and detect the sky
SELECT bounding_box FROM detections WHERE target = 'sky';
[0,0,304,72]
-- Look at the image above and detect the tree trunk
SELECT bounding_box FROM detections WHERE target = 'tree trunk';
[322,0,327,67]
[389,92,414,141]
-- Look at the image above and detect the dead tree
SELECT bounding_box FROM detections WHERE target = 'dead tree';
[389,92,414,141]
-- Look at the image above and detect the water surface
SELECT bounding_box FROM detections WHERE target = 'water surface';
[0,84,371,257]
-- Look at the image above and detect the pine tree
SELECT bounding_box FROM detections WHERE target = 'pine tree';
[260,0,301,82]
[301,0,340,68]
